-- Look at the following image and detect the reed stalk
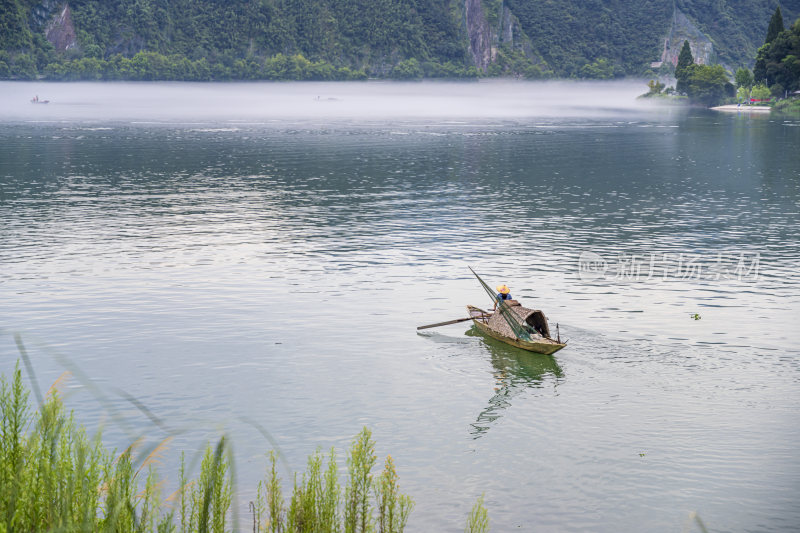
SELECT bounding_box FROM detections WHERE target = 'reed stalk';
[464,494,489,533]
[344,428,376,533]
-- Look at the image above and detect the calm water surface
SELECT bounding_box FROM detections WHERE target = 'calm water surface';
[1,81,799,532]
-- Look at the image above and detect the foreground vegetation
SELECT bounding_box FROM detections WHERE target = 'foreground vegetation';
[0,363,490,532]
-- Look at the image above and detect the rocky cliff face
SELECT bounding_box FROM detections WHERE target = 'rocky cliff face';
[464,0,540,72]
[498,6,539,61]
[464,0,493,71]
[45,4,77,52]
[655,8,716,68]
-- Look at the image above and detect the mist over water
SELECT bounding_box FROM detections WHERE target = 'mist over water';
[3,79,651,123]
[1,80,799,532]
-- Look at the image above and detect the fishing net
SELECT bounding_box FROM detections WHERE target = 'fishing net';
[469,267,532,341]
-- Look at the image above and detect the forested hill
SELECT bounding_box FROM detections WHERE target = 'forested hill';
[1,0,798,80]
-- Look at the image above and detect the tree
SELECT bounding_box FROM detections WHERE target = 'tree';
[765,6,784,45]
[390,58,423,80]
[580,58,614,79]
[734,67,753,88]
[676,40,694,73]
[11,52,36,79]
[645,79,665,95]
[684,64,735,106]
[770,83,785,98]
[0,0,32,50]
[751,84,771,101]
[753,16,800,91]
[675,40,694,94]
[736,86,749,102]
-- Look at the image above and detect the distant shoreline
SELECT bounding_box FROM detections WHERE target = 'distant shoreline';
[710,104,771,113]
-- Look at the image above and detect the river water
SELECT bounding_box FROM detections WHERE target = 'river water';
[1,81,799,532]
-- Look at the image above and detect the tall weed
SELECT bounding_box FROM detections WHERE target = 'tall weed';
[1,360,488,532]
[464,494,489,533]
[0,362,232,532]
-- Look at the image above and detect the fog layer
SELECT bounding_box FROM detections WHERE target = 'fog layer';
[2,79,654,124]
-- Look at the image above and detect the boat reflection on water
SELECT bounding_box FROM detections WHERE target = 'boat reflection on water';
[466,327,564,438]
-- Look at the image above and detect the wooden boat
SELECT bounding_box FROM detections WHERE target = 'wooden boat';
[467,304,566,355]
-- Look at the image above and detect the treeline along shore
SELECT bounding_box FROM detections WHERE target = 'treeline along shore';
[2,0,798,83]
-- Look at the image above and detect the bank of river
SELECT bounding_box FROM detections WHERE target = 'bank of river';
[710,104,772,112]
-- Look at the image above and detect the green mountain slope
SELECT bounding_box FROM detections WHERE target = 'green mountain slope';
[1,0,798,80]
[64,0,468,67]
[505,0,677,77]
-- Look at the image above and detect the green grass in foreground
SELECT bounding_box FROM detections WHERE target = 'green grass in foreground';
[1,338,713,533]
[0,362,489,532]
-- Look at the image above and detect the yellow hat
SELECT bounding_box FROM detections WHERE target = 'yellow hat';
[496,284,510,294]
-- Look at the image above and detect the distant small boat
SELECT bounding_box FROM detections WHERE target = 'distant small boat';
[467,304,566,355]
[31,98,49,104]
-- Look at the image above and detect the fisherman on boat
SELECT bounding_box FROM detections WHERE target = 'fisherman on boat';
[493,284,512,310]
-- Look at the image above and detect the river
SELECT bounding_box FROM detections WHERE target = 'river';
[1,80,799,532]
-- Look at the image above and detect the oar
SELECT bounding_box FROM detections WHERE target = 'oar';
[417,316,488,330]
